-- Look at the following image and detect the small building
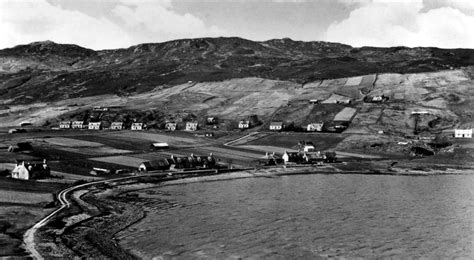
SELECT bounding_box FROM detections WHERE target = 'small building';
[303,144,315,153]
[307,123,324,132]
[238,120,250,129]
[72,121,86,129]
[302,152,323,164]
[309,99,319,104]
[11,160,50,180]
[454,129,472,138]
[364,95,389,103]
[186,122,198,131]
[131,123,144,131]
[110,122,124,130]
[205,132,214,137]
[88,122,102,130]
[282,151,303,164]
[207,117,217,124]
[166,122,177,131]
[59,121,71,129]
[138,159,170,172]
[411,111,430,115]
[269,121,284,131]
[259,152,280,166]
[8,129,18,134]
[169,153,216,169]
[151,142,169,149]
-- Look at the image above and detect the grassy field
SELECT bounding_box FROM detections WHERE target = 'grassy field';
[245,133,345,151]
[0,177,64,257]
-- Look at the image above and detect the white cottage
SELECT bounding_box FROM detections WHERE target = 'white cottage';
[131,123,144,131]
[238,120,250,129]
[186,122,198,131]
[59,121,71,129]
[454,129,472,138]
[269,121,284,131]
[72,121,85,129]
[307,123,324,132]
[88,122,102,130]
[110,122,123,130]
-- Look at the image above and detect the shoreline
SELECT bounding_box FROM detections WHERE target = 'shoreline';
[29,164,474,259]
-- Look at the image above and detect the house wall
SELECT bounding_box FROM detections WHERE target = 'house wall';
[455,129,472,138]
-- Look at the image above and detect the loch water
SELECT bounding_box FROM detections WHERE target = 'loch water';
[118,174,474,258]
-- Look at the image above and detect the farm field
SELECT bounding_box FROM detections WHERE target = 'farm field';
[90,155,148,168]
[0,177,63,257]
[334,107,358,122]
[245,133,345,151]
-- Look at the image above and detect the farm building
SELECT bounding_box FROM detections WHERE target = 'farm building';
[324,121,349,133]
[169,153,216,169]
[259,152,280,166]
[323,152,337,163]
[110,122,124,130]
[454,129,472,138]
[364,95,389,103]
[131,123,144,130]
[269,121,284,131]
[186,122,198,131]
[207,117,217,124]
[90,167,111,175]
[307,122,324,132]
[165,122,177,131]
[72,121,86,129]
[11,160,50,180]
[138,159,170,172]
[309,99,320,104]
[282,151,303,164]
[322,94,352,104]
[302,152,323,164]
[205,132,214,137]
[88,122,102,130]
[238,120,250,129]
[151,142,169,149]
[59,121,71,129]
[411,111,430,115]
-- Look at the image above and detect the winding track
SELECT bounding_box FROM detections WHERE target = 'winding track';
[22,175,141,259]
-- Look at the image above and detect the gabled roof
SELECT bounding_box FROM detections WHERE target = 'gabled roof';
[270,121,283,126]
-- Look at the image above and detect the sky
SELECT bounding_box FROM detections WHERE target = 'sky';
[1,0,474,50]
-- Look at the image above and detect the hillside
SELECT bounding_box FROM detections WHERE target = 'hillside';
[1,37,474,104]
[0,38,473,156]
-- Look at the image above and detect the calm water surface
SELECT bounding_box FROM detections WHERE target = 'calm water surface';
[118,174,474,258]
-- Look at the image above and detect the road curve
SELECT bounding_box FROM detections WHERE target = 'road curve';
[23,175,141,259]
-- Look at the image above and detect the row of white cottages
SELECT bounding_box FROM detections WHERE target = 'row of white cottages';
[238,121,324,131]
[60,119,324,132]
[59,121,193,131]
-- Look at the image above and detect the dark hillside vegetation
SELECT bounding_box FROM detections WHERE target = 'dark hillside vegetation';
[1,37,474,104]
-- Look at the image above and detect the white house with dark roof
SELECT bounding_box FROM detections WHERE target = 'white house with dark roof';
[166,122,177,131]
[110,122,123,130]
[454,129,472,138]
[186,122,198,131]
[131,123,144,130]
[269,121,284,131]
[88,122,102,130]
[72,121,85,129]
[307,122,324,132]
[238,120,250,129]
[59,121,71,129]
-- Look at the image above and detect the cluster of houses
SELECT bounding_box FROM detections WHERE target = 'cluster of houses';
[60,121,149,131]
[258,141,337,166]
[11,159,50,180]
[138,153,218,172]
